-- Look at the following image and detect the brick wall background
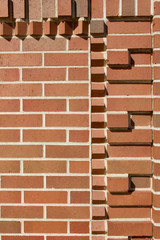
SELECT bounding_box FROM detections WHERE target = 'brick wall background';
[0,0,158,239]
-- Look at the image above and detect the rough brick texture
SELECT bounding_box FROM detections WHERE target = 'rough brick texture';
[0,0,155,239]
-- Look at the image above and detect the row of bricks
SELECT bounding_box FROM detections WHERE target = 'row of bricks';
[0,190,90,203]
[0,84,89,96]
[0,0,88,19]
[0,160,90,173]
[0,220,90,233]
[1,21,89,37]
[0,20,154,37]
[0,68,89,82]
[0,129,90,143]
[0,237,153,240]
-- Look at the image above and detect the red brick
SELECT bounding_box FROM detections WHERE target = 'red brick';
[0,84,42,97]
[0,0,8,17]
[92,221,105,233]
[69,99,89,111]
[0,222,21,233]
[29,22,42,36]
[107,67,152,81]
[45,83,88,96]
[154,226,160,239]
[23,130,66,142]
[58,0,72,16]
[74,21,88,35]
[0,23,12,36]
[46,114,89,127]
[69,68,88,80]
[108,146,151,157]
[153,209,160,223]
[90,20,104,35]
[23,161,66,173]
[43,21,57,36]
[154,162,160,176]
[70,222,89,233]
[107,35,152,49]
[92,145,105,158]
[107,98,152,111]
[91,0,103,18]
[0,145,42,158]
[47,237,89,240]
[24,221,67,233]
[108,177,129,192]
[107,21,151,34]
[47,176,89,189]
[23,99,66,112]
[92,191,106,203]
[74,0,88,17]
[46,145,89,158]
[69,38,88,50]
[153,195,160,207]
[108,221,152,236]
[92,129,105,142]
[47,206,89,219]
[91,113,105,128]
[131,53,151,64]
[107,51,129,65]
[108,129,152,144]
[24,191,67,203]
[154,2,160,15]
[0,130,19,142]
[0,114,42,127]
[107,113,128,128]
[70,191,90,204]
[0,191,21,203]
[92,176,106,189]
[108,160,152,174]
[69,130,89,142]
[154,130,160,143]
[106,0,119,16]
[92,160,106,173]
[69,161,89,173]
[153,50,160,63]
[138,0,151,16]
[15,22,27,36]
[91,98,105,112]
[59,21,72,35]
[13,0,25,18]
[154,99,160,111]
[122,0,135,16]
[0,161,20,173]
[153,178,160,191]
[108,207,151,218]
[29,0,41,20]
[108,191,152,206]
[23,38,66,51]
[45,53,88,66]
[153,114,160,127]
[92,206,106,219]
[131,176,150,188]
[0,54,42,66]
[2,237,44,240]
[154,35,160,48]
[153,18,160,32]
[0,100,19,112]
[23,68,66,81]
[1,176,43,188]
[107,83,151,95]
[1,206,43,218]
[131,114,151,127]
[0,69,19,81]
[42,0,55,18]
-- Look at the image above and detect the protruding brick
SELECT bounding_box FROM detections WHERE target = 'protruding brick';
[29,22,42,36]
[92,176,106,189]
[13,0,25,18]
[92,160,106,174]
[15,22,27,36]
[74,21,88,35]
[122,0,135,16]
[42,0,56,18]
[107,113,128,129]
[92,190,106,203]
[43,21,57,36]
[92,206,106,219]
[108,177,129,192]
[92,221,106,234]
[92,145,105,159]
[0,23,12,36]
[107,51,129,66]
[90,20,105,35]
[59,21,72,35]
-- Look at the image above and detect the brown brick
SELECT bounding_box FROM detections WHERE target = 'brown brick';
[69,99,89,112]
[70,222,89,233]
[74,0,88,17]
[138,0,151,16]
[0,100,19,112]
[15,22,27,36]
[108,207,150,218]
[0,115,42,127]
[0,23,12,36]
[74,21,88,35]
[29,22,42,36]
[0,161,20,173]
[2,237,44,240]
[69,38,88,50]
[106,0,119,16]
[0,191,21,203]
[43,21,57,35]
[108,177,129,192]
[90,20,104,35]
[122,0,135,16]
[29,0,41,20]
[23,130,66,142]
[0,0,8,17]
[69,130,89,143]
[91,0,103,18]
[59,21,72,35]
[107,113,128,128]
[108,146,151,158]
[13,0,25,18]
[69,161,89,173]
[24,221,67,233]
[1,176,43,188]
[0,69,19,81]
[70,191,90,203]
[69,68,88,80]
[0,222,21,233]
[1,206,43,218]
[131,177,150,188]
[58,0,72,16]
[42,0,55,18]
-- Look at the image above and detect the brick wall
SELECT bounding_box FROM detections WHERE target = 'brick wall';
[0,0,157,239]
